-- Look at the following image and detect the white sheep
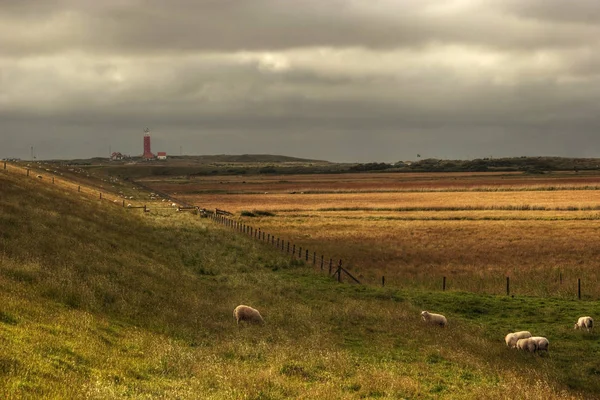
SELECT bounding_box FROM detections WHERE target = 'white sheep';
[516,337,538,353]
[233,305,265,325]
[420,311,447,327]
[505,331,532,348]
[574,316,594,332]
[530,336,549,352]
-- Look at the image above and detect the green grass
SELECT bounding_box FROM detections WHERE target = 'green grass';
[0,170,596,399]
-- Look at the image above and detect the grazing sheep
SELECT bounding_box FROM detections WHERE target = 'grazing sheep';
[36,175,43,179]
[574,316,594,332]
[530,336,549,352]
[505,331,532,348]
[516,337,538,353]
[233,305,264,326]
[420,311,447,327]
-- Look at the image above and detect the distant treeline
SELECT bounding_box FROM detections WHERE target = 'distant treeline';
[357,157,600,174]
[56,156,600,179]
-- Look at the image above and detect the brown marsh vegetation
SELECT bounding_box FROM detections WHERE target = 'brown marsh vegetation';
[146,171,600,298]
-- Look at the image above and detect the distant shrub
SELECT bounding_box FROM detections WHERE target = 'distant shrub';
[259,166,277,174]
[349,162,392,172]
[253,210,275,217]
[240,210,275,217]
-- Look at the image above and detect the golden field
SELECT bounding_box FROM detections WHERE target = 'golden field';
[3,163,600,398]
[142,171,600,298]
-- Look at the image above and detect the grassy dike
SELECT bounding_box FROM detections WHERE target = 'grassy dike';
[0,171,596,399]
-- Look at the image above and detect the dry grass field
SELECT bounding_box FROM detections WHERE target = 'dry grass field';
[4,162,600,398]
[143,171,600,298]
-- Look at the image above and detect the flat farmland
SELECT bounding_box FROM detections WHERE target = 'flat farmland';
[142,171,600,298]
[144,171,600,193]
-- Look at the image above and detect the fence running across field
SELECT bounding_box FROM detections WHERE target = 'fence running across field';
[210,211,593,299]
[2,160,591,299]
[211,211,360,284]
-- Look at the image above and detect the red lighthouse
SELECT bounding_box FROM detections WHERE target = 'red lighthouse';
[142,128,154,159]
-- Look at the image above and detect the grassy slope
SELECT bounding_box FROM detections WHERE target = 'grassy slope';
[0,171,597,399]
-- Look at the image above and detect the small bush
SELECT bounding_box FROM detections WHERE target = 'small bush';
[253,210,275,217]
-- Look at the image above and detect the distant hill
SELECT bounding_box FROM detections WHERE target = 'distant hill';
[179,154,330,164]
[57,154,330,166]
[32,155,600,179]
[393,156,600,173]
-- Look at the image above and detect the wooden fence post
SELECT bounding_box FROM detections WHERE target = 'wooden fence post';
[382,276,385,287]
[329,258,333,275]
[313,252,316,264]
[52,177,55,184]
[298,247,302,258]
[26,169,30,177]
[287,242,290,253]
[3,161,5,170]
[99,192,102,199]
[578,278,581,300]
[305,249,309,261]
[443,276,446,291]
[268,233,270,242]
[78,185,81,192]
[122,200,125,207]
[277,238,280,247]
[506,277,510,296]
[143,204,147,213]
[321,255,324,270]
[292,244,295,255]
[337,260,342,283]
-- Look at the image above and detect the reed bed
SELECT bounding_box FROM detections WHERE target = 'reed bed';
[181,189,600,213]
[162,171,600,299]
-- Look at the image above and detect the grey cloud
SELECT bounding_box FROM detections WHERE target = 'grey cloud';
[501,0,600,25]
[2,0,600,56]
[2,1,600,162]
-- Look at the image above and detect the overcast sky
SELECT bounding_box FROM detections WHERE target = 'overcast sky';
[1,0,600,162]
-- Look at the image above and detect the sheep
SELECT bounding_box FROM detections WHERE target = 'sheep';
[505,331,532,348]
[574,316,594,332]
[420,311,447,327]
[530,336,549,352]
[516,337,538,353]
[233,305,264,326]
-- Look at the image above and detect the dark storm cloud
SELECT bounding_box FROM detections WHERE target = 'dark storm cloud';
[2,0,600,162]
[2,0,599,55]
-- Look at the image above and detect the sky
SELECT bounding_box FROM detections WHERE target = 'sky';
[1,0,600,163]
